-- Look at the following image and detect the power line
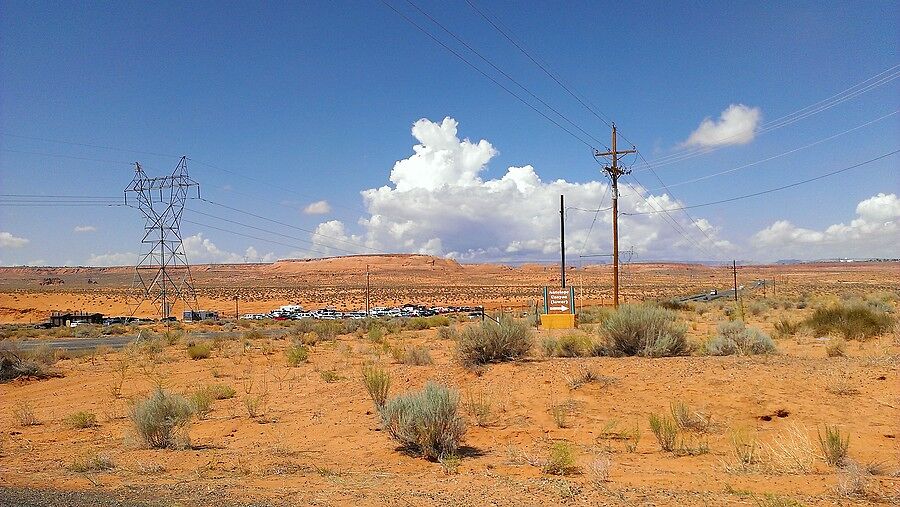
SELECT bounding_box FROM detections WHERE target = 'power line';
[645,109,898,191]
[378,0,597,149]
[464,0,614,130]
[0,148,135,165]
[403,0,607,148]
[0,132,182,159]
[198,198,383,254]
[624,149,899,215]
[636,64,900,169]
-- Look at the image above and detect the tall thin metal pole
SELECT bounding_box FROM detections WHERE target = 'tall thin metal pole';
[560,194,566,288]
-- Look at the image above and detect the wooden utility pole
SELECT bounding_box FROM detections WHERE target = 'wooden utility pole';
[732,260,738,302]
[594,124,635,309]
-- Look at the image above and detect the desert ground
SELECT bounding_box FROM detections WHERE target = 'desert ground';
[0,257,898,506]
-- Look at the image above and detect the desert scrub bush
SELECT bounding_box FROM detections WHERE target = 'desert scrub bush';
[189,389,214,420]
[457,315,532,367]
[319,369,340,383]
[243,394,266,418]
[12,401,39,426]
[361,364,391,410]
[728,429,761,472]
[648,413,678,452]
[826,337,847,357]
[747,300,769,316]
[805,304,893,341]
[284,342,309,366]
[436,326,458,340]
[463,390,493,427]
[552,334,594,357]
[773,318,802,339]
[658,299,692,312]
[579,306,612,324]
[380,382,466,460]
[129,389,193,449]
[403,344,433,365]
[670,401,711,433]
[817,425,850,466]
[242,329,265,341]
[543,441,579,475]
[367,326,385,343]
[0,350,59,382]
[68,452,114,472]
[705,321,776,356]
[186,342,211,360]
[203,382,235,400]
[66,411,98,429]
[312,321,341,340]
[162,330,183,346]
[599,304,688,357]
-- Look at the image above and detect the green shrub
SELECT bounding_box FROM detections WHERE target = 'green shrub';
[320,370,340,383]
[380,382,466,460]
[543,441,578,475]
[648,413,678,452]
[129,389,193,449]
[66,411,98,429]
[805,304,893,341]
[285,343,309,366]
[540,337,558,357]
[361,365,391,410]
[554,334,593,357]
[773,318,802,338]
[658,299,692,312]
[204,383,236,400]
[436,326,458,340]
[705,321,776,356]
[578,306,612,324]
[817,425,849,466]
[457,316,532,367]
[189,390,213,420]
[242,329,265,341]
[367,326,385,343]
[599,304,688,357]
[186,342,211,360]
[403,344,433,365]
[313,321,342,340]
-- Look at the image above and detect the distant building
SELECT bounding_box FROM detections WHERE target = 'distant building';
[183,310,219,322]
[49,311,104,327]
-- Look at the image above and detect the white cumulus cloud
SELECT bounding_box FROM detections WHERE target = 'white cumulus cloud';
[310,117,732,261]
[0,231,29,248]
[87,252,138,266]
[752,192,900,260]
[183,233,276,264]
[684,104,761,147]
[74,225,97,233]
[303,200,332,215]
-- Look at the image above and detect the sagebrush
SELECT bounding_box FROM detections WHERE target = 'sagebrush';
[380,382,466,460]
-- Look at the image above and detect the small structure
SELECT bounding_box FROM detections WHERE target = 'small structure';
[183,310,219,322]
[49,311,104,327]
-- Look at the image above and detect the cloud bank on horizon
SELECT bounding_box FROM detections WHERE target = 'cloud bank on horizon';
[306,116,898,264]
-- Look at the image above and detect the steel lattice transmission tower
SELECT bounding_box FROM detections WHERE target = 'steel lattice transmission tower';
[124,156,200,319]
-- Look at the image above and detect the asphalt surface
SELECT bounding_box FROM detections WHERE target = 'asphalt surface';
[677,279,767,303]
[2,335,138,352]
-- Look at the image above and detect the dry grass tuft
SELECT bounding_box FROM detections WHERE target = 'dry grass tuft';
[66,411,98,429]
[543,441,579,475]
[12,401,39,426]
[361,365,391,411]
[817,425,850,467]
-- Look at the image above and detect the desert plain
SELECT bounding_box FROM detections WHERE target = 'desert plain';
[0,255,898,506]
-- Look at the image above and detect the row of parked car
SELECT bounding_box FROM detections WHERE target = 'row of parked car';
[240,304,484,321]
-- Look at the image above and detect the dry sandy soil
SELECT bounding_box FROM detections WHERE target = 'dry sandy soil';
[0,255,897,322]
[0,256,898,506]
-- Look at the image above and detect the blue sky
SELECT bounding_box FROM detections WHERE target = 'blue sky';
[1,0,897,266]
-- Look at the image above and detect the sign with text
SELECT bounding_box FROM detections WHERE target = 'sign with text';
[543,286,575,314]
